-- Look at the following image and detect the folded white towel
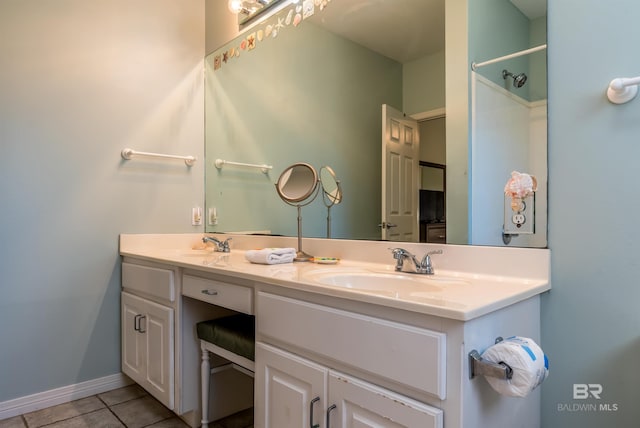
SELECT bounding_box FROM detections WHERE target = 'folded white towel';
[245,247,297,265]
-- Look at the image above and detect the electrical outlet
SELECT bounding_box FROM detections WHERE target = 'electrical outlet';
[503,194,535,235]
[512,213,526,225]
[192,207,203,226]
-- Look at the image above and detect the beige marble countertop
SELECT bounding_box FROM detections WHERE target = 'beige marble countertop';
[120,233,550,321]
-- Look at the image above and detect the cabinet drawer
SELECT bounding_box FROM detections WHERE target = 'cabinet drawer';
[122,262,175,303]
[183,275,253,314]
[257,292,446,399]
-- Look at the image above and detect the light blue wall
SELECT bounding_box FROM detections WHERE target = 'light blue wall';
[0,0,204,402]
[529,16,547,102]
[543,0,640,426]
[403,50,446,114]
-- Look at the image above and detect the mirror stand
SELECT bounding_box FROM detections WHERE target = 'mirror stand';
[319,166,342,239]
[275,163,320,262]
[325,206,333,240]
[295,205,314,261]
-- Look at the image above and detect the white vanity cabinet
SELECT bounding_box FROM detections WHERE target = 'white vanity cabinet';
[255,291,444,428]
[121,261,177,409]
[121,258,256,427]
[119,233,548,428]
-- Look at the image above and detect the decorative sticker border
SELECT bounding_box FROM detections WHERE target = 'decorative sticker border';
[213,0,333,71]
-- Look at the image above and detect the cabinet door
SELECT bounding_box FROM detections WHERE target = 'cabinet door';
[255,343,327,428]
[327,372,443,428]
[121,292,175,409]
[143,296,174,409]
[122,292,146,381]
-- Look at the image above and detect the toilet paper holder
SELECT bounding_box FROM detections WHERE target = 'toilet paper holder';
[469,337,514,380]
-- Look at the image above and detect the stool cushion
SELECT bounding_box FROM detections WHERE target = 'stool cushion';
[197,314,255,361]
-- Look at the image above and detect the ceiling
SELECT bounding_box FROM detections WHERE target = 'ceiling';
[309,0,445,64]
[308,0,546,64]
[509,0,547,19]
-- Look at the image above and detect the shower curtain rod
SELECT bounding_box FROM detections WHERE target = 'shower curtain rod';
[471,44,547,71]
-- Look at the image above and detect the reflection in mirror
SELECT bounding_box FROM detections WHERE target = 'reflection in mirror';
[229,0,286,26]
[319,166,342,238]
[469,0,547,247]
[420,162,446,244]
[204,0,547,247]
[275,163,319,261]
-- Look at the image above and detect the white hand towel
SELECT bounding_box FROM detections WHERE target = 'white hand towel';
[245,247,297,265]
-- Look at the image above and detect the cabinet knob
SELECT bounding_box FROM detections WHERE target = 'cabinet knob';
[201,289,218,296]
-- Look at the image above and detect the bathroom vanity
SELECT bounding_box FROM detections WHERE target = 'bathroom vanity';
[120,233,550,428]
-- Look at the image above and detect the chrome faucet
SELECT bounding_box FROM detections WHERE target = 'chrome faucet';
[389,248,443,275]
[202,236,232,253]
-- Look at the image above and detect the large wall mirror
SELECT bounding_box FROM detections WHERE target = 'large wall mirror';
[204,0,547,247]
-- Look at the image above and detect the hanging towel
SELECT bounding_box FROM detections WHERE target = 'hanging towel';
[245,247,297,265]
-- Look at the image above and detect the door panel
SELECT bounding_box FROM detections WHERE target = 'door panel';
[256,343,327,428]
[121,292,145,380]
[328,372,442,428]
[121,292,174,410]
[144,299,174,409]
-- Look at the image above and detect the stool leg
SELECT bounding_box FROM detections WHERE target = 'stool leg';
[201,344,210,428]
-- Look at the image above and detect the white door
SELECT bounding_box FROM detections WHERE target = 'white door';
[327,372,443,428]
[255,343,328,428]
[381,104,419,241]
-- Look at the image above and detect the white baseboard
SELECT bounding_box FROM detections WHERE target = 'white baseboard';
[0,373,133,421]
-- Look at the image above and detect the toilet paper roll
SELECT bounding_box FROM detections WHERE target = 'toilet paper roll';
[481,336,549,398]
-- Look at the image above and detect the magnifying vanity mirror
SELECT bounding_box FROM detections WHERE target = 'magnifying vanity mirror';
[276,162,318,203]
[275,163,319,261]
[319,166,342,239]
[204,0,548,248]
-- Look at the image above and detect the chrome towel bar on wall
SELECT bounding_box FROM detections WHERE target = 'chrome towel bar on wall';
[214,158,272,174]
[121,148,197,166]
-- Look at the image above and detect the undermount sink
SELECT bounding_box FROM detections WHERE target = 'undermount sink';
[303,268,469,297]
[314,272,441,292]
[176,249,217,256]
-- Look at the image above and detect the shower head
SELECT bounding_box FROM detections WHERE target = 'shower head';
[502,69,528,88]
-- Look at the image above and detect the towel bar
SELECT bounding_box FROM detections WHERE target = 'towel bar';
[121,148,196,166]
[214,158,272,174]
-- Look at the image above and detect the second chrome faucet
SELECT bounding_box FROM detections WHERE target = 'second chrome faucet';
[390,248,443,275]
[203,236,232,253]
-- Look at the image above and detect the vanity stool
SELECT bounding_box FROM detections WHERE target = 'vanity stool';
[197,313,255,428]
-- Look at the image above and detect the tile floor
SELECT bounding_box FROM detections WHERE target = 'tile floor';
[0,385,189,428]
